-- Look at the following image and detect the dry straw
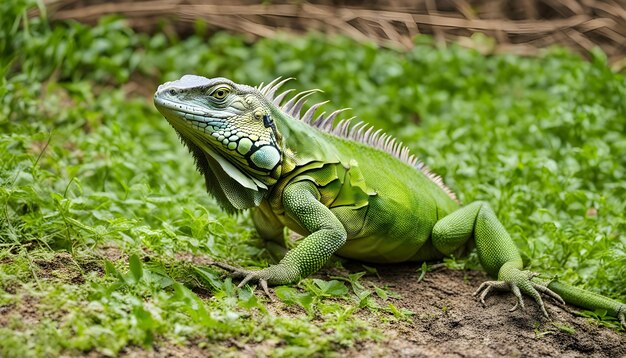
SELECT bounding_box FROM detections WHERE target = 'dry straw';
[40,0,626,68]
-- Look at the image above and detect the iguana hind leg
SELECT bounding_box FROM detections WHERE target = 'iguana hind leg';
[431,201,563,317]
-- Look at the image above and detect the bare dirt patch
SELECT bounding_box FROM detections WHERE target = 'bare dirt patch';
[0,294,42,329]
[341,264,626,358]
[32,251,107,285]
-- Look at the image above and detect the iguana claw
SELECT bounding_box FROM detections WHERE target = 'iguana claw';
[473,269,565,319]
[211,262,272,297]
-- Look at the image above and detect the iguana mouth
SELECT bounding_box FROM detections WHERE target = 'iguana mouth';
[157,107,226,133]
[154,96,235,121]
[154,96,205,115]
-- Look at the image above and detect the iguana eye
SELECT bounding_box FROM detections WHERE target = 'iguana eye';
[211,87,230,100]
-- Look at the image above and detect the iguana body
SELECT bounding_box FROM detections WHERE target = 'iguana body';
[154,75,625,327]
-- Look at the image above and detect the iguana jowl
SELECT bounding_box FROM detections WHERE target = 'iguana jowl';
[154,75,625,327]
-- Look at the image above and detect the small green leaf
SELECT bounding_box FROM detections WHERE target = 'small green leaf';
[144,262,174,288]
[104,260,124,281]
[129,254,143,283]
[171,283,216,327]
[417,262,428,283]
[386,303,414,319]
[132,305,155,346]
[552,322,576,334]
[275,286,314,311]
[387,303,402,318]
[313,279,349,296]
[374,287,388,300]
[193,266,224,292]
[355,289,374,309]
[238,286,266,312]
[361,265,379,277]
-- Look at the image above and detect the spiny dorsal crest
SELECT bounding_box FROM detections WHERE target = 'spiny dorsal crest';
[257,78,458,202]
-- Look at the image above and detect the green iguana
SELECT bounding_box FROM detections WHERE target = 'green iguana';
[154,75,625,327]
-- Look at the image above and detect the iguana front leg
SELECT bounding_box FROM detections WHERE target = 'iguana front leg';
[215,180,347,290]
[432,201,564,317]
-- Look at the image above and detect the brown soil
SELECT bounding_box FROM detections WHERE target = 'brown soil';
[0,294,41,329]
[341,263,626,358]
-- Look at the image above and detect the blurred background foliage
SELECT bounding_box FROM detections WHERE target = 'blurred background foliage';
[1,0,626,356]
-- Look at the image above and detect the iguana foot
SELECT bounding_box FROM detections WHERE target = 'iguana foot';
[211,262,272,297]
[618,306,626,330]
[473,268,565,318]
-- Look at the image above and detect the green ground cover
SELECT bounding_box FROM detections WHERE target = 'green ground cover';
[1,1,625,356]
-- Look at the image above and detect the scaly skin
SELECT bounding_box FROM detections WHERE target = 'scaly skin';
[154,75,625,329]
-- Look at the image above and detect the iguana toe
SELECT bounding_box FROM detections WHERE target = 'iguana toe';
[532,282,565,305]
[474,280,508,306]
[211,261,273,298]
[211,261,246,275]
[237,275,272,298]
[474,269,562,319]
[510,283,527,312]
[260,279,271,297]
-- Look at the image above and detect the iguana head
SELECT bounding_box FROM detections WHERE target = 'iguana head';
[154,75,283,212]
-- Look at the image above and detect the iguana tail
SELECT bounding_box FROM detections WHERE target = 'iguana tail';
[547,279,625,329]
